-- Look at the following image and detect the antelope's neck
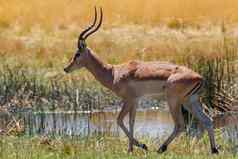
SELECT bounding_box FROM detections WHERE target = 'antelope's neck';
[85,50,114,89]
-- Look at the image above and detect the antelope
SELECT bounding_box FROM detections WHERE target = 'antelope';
[64,7,219,154]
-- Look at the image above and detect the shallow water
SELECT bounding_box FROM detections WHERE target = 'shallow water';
[1,109,238,148]
[0,109,174,138]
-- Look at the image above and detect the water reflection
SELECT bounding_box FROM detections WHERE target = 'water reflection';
[1,110,238,147]
[0,110,174,138]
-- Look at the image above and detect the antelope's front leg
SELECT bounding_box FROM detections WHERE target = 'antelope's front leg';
[129,105,148,152]
[128,105,135,152]
[117,100,147,152]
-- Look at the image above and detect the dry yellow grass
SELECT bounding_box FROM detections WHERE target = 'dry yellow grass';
[0,0,237,81]
[1,0,238,29]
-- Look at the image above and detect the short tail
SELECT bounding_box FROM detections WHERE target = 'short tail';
[212,111,238,129]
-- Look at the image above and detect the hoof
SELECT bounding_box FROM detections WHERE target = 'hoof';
[141,144,148,151]
[138,143,148,151]
[212,147,219,154]
[157,145,167,153]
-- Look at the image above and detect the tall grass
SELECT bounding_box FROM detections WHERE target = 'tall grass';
[0,23,237,112]
[0,64,119,112]
[1,0,238,29]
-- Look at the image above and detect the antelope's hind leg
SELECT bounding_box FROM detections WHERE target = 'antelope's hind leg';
[184,95,219,154]
[182,104,205,139]
[157,97,185,153]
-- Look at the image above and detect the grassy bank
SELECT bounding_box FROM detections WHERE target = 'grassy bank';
[0,133,237,159]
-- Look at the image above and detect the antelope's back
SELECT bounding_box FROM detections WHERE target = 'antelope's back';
[113,60,183,83]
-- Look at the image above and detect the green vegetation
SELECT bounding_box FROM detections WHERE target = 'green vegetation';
[0,132,237,159]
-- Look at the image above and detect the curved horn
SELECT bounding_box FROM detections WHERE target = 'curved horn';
[78,7,97,41]
[83,7,103,40]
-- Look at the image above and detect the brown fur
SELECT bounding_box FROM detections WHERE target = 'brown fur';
[113,60,202,83]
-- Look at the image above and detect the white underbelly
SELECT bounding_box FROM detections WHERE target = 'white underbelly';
[128,80,167,100]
